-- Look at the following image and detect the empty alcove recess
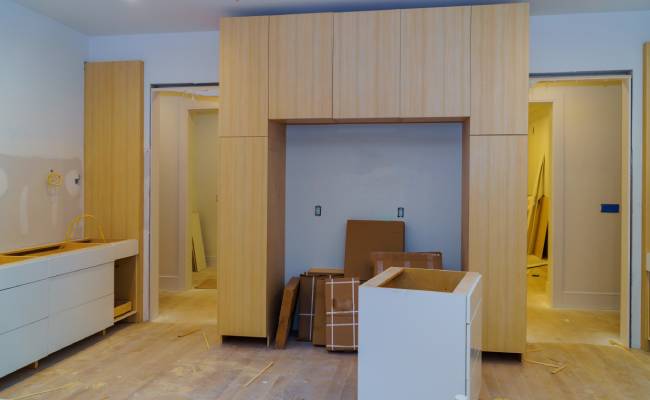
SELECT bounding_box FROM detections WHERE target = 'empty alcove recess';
[284,123,464,280]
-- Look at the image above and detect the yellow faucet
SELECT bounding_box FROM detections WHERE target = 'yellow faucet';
[65,214,106,242]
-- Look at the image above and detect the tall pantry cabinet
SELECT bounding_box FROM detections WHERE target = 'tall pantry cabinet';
[218,3,529,353]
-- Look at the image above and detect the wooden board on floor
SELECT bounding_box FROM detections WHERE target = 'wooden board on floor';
[533,196,550,258]
[275,277,299,349]
[191,212,207,272]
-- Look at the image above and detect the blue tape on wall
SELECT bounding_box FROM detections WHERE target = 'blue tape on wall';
[601,204,620,213]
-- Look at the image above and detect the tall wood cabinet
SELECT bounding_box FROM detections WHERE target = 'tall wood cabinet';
[218,3,529,352]
[218,17,285,341]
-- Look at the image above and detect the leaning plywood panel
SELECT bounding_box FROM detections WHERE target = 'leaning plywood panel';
[470,3,529,135]
[400,6,470,118]
[333,10,400,119]
[219,16,269,137]
[84,61,144,321]
[468,135,527,353]
[217,137,268,338]
[269,13,333,119]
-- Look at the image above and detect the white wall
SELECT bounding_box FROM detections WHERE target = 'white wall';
[530,9,650,347]
[285,123,462,281]
[0,1,87,251]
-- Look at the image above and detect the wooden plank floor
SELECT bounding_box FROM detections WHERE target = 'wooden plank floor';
[2,284,650,399]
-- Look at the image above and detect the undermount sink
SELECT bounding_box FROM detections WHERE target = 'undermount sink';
[3,241,103,257]
[0,255,34,265]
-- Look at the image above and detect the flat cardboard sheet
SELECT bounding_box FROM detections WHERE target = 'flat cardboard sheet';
[275,277,300,349]
[344,220,405,280]
[371,251,443,276]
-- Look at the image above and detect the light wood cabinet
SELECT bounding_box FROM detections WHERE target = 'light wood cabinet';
[84,61,143,321]
[470,3,529,135]
[218,4,529,352]
[219,16,269,137]
[269,13,333,119]
[468,135,527,353]
[400,7,470,118]
[333,10,400,119]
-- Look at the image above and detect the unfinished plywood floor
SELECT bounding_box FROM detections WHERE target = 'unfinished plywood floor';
[2,287,650,399]
[527,265,619,345]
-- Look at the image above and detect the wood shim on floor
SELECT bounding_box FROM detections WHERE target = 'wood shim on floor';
[243,362,274,387]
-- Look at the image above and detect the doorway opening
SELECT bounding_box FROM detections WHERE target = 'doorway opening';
[150,85,219,325]
[526,75,631,347]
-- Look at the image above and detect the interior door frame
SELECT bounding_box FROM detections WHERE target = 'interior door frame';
[529,72,633,347]
[149,85,219,320]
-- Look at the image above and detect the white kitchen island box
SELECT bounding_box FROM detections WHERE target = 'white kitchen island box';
[359,267,482,400]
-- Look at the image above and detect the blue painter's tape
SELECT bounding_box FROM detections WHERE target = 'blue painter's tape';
[601,204,620,213]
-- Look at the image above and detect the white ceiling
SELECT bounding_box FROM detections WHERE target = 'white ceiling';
[13,0,650,36]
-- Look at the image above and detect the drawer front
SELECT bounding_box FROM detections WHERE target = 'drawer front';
[49,294,113,354]
[0,260,48,291]
[49,262,114,314]
[0,280,48,335]
[0,318,48,378]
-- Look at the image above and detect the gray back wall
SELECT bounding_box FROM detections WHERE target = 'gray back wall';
[284,123,462,281]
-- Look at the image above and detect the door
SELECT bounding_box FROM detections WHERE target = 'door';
[400,7,470,118]
[470,3,528,135]
[217,137,268,337]
[269,13,333,119]
[333,10,400,119]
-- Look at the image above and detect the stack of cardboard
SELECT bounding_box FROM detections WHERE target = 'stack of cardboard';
[296,268,344,342]
[325,277,360,352]
[278,219,444,353]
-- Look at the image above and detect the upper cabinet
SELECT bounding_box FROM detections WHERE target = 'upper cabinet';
[333,10,401,119]
[400,7,470,118]
[470,3,529,135]
[269,13,333,120]
[219,16,269,137]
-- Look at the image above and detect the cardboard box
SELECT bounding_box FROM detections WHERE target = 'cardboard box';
[344,220,405,281]
[297,268,344,341]
[312,278,328,346]
[371,251,443,276]
[325,277,360,352]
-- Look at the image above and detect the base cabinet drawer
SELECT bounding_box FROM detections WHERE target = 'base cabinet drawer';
[49,262,114,314]
[0,280,48,335]
[49,294,114,354]
[0,319,48,378]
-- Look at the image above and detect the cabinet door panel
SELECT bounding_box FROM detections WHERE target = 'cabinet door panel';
[217,137,268,337]
[270,13,333,119]
[468,135,527,353]
[470,4,529,134]
[401,7,470,118]
[219,16,269,136]
[333,10,400,119]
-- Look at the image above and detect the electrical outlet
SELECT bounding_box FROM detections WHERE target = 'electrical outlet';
[397,207,404,218]
[315,205,322,217]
